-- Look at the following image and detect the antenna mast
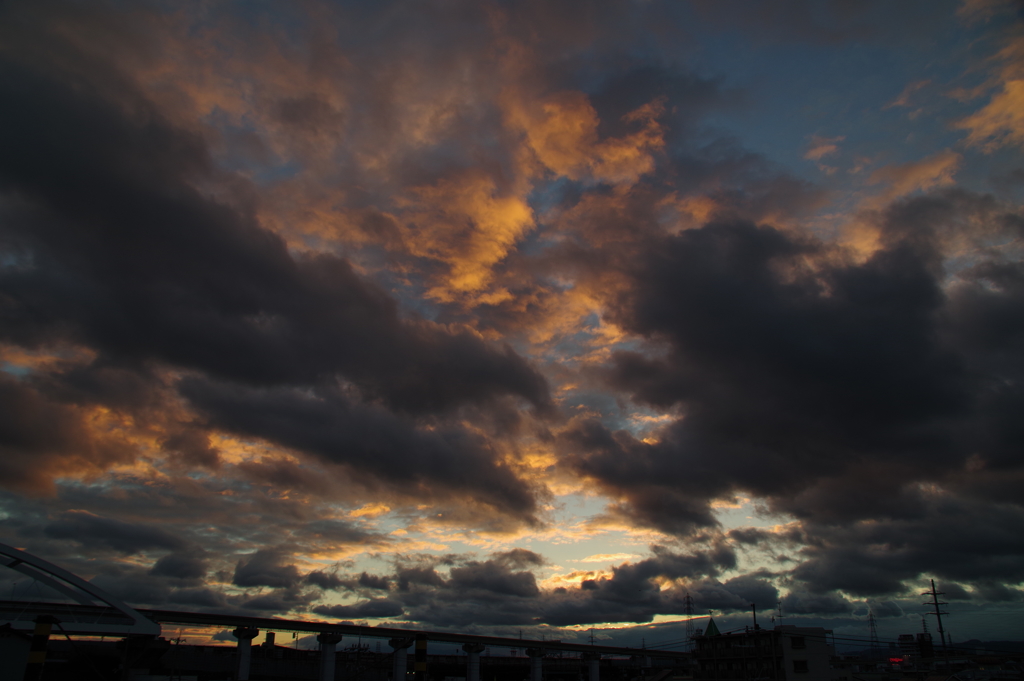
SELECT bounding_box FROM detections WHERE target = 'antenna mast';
[684,592,695,649]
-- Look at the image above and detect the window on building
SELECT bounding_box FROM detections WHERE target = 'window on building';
[791,636,806,649]
[793,661,809,674]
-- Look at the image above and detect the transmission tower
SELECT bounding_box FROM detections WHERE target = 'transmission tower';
[923,579,950,670]
[684,591,695,649]
[868,609,880,656]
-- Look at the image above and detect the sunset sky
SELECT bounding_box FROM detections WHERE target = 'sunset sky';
[2,0,1024,647]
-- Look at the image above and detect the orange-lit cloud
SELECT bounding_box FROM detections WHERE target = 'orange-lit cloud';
[803,135,845,161]
[397,175,535,302]
[867,149,962,202]
[957,78,1024,151]
[509,92,666,186]
[884,80,931,109]
[954,7,1024,151]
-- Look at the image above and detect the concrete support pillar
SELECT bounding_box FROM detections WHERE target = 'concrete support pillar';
[232,627,259,681]
[463,643,486,681]
[414,634,428,681]
[24,615,56,681]
[318,631,344,681]
[526,648,545,681]
[583,653,600,681]
[390,637,413,681]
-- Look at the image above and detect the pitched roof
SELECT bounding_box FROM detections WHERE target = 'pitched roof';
[705,618,721,637]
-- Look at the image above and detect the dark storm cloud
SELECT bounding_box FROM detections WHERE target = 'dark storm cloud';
[601,544,737,592]
[0,373,135,493]
[82,558,224,611]
[780,590,853,615]
[492,548,547,568]
[238,587,317,612]
[791,496,1024,596]
[395,565,450,592]
[304,568,392,593]
[303,520,390,547]
[91,570,172,606]
[0,472,389,576]
[0,52,549,411]
[448,559,540,598]
[0,11,552,516]
[313,599,406,619]
[972,581,1023,602]
[168,587,229,609]
[728,528,774,546]
[537,547,748,627]
[150,552,209,580]
[46,543,316,614]
[306,546,751,628]
[558,420,722,535]
[359,572,393,591]
[44,510,186,554]
[233,549,302,589]
[939,582,973,601]
[182,379,538,518]
[718,573,780,608]
[557,189,1024,595]
[867,600,904,618]
[160,429,221,470]
[306,570,351,591]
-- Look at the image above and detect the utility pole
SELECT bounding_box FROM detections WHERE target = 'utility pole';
[751,603,758,630]
[923,579,950,671]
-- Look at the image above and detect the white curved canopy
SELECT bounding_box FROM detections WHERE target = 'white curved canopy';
[0,542,160,636]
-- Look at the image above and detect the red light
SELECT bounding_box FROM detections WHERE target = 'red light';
[889,658,903,663]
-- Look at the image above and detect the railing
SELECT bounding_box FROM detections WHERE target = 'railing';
[695,647,774,658]
[0,600,137,631]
